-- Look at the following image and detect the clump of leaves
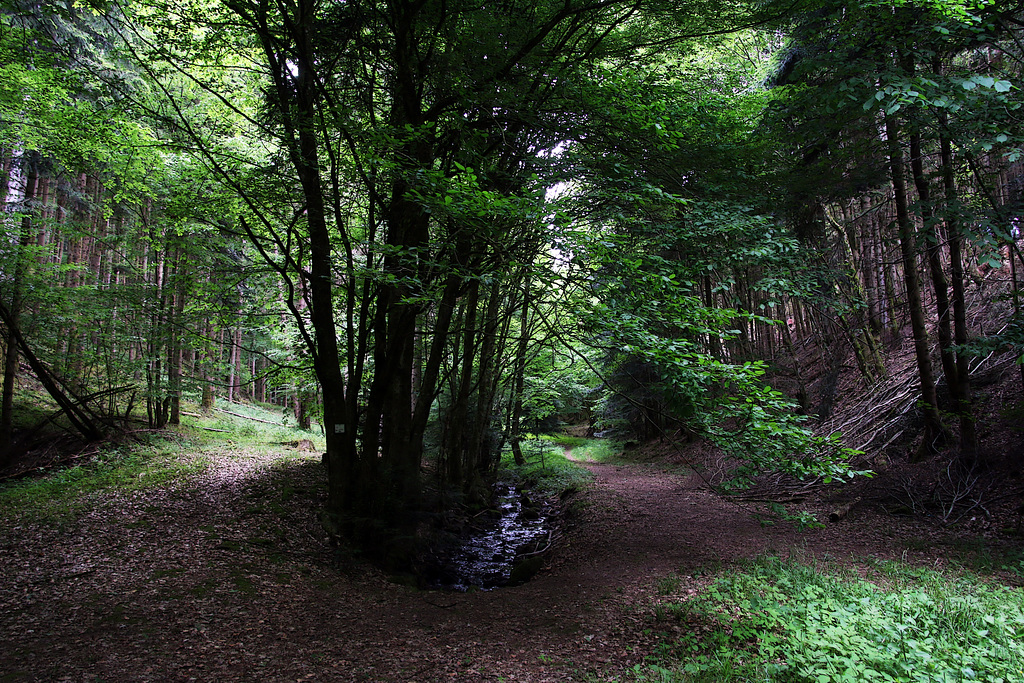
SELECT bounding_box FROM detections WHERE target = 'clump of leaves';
[635,556,1024,682]
[753,503,825,531]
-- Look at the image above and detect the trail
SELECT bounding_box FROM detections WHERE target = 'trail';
[0,447,934,682]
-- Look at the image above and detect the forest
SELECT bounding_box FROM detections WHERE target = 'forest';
[2,0,1024,681]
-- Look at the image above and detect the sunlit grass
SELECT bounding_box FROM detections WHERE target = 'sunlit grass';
[543,432,624,463]
[0,436,208,522]
[0,400,323,522]
[179,401,325,452]
[500,434,594,497]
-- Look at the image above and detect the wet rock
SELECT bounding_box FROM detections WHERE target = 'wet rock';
[507,556,544,586]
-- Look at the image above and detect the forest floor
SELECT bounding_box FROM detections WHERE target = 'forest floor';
[4,427,1022,683]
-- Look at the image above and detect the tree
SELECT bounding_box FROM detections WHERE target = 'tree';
[765,0,1024,460]
[106,0,806,541]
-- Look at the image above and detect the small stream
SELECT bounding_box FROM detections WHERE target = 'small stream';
[429,484,551,591]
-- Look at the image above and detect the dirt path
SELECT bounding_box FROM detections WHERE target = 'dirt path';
[0,448,949,682]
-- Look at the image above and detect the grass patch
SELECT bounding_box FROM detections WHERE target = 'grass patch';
[501,435,594,497]
[180,401,324,452]
[633,555,1024,682]
[944,538,1024,579]
[1,400,321,523]
[0,437,208,523]
[569,438,623,463]
[538,433,625,463]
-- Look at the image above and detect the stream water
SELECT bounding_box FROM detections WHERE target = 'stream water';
[431,484,551,591]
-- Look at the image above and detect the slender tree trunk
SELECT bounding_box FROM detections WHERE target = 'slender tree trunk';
[937,120,977,458]
[237,0,354,523]
[468,281,507,485]
[883,229,900,339]
[702,275,721,358]
[167,252,185,426]
[148,240,169,429]
[831,205,884,381]
[910,130,960,406]
[509,276,532,466]
[226,325,238,403]
[781,297,810,414]
[0,161,38,457]
[200,318,216,414]
[862,211,882,336]
[886,113,946,456]
[447,280,481,487]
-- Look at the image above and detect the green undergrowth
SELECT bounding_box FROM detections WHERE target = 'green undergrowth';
[0,436,208,522]
[545,433,624,463]
[1,401,323,523]
[501,434,596,497]
[634,555,1024,683]
[179,400,324,452]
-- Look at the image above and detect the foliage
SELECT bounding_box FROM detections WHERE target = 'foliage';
[754,503,825,531]
[520,343,599,429]
[0,400,323,522]
[499,435,593,498]
[0,437,208,523]
[564,207,864,485]
[635,556,1024,682]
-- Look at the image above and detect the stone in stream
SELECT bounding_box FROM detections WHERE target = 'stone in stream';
[507,555,544,586]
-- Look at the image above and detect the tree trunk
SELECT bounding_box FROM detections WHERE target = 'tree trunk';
[508,276,532,466]
[910,130,960,406]
[781,297,810,414]
[885,113,946,456]
[167,251,185,426]
[0,160,38,458]
[937,118,977,459]
[240,0,356,525]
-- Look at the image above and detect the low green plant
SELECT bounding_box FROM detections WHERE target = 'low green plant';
[634,555,1024,682]
[755,503,825,531]
[946,539,1024,579]
[657,574,682,595]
